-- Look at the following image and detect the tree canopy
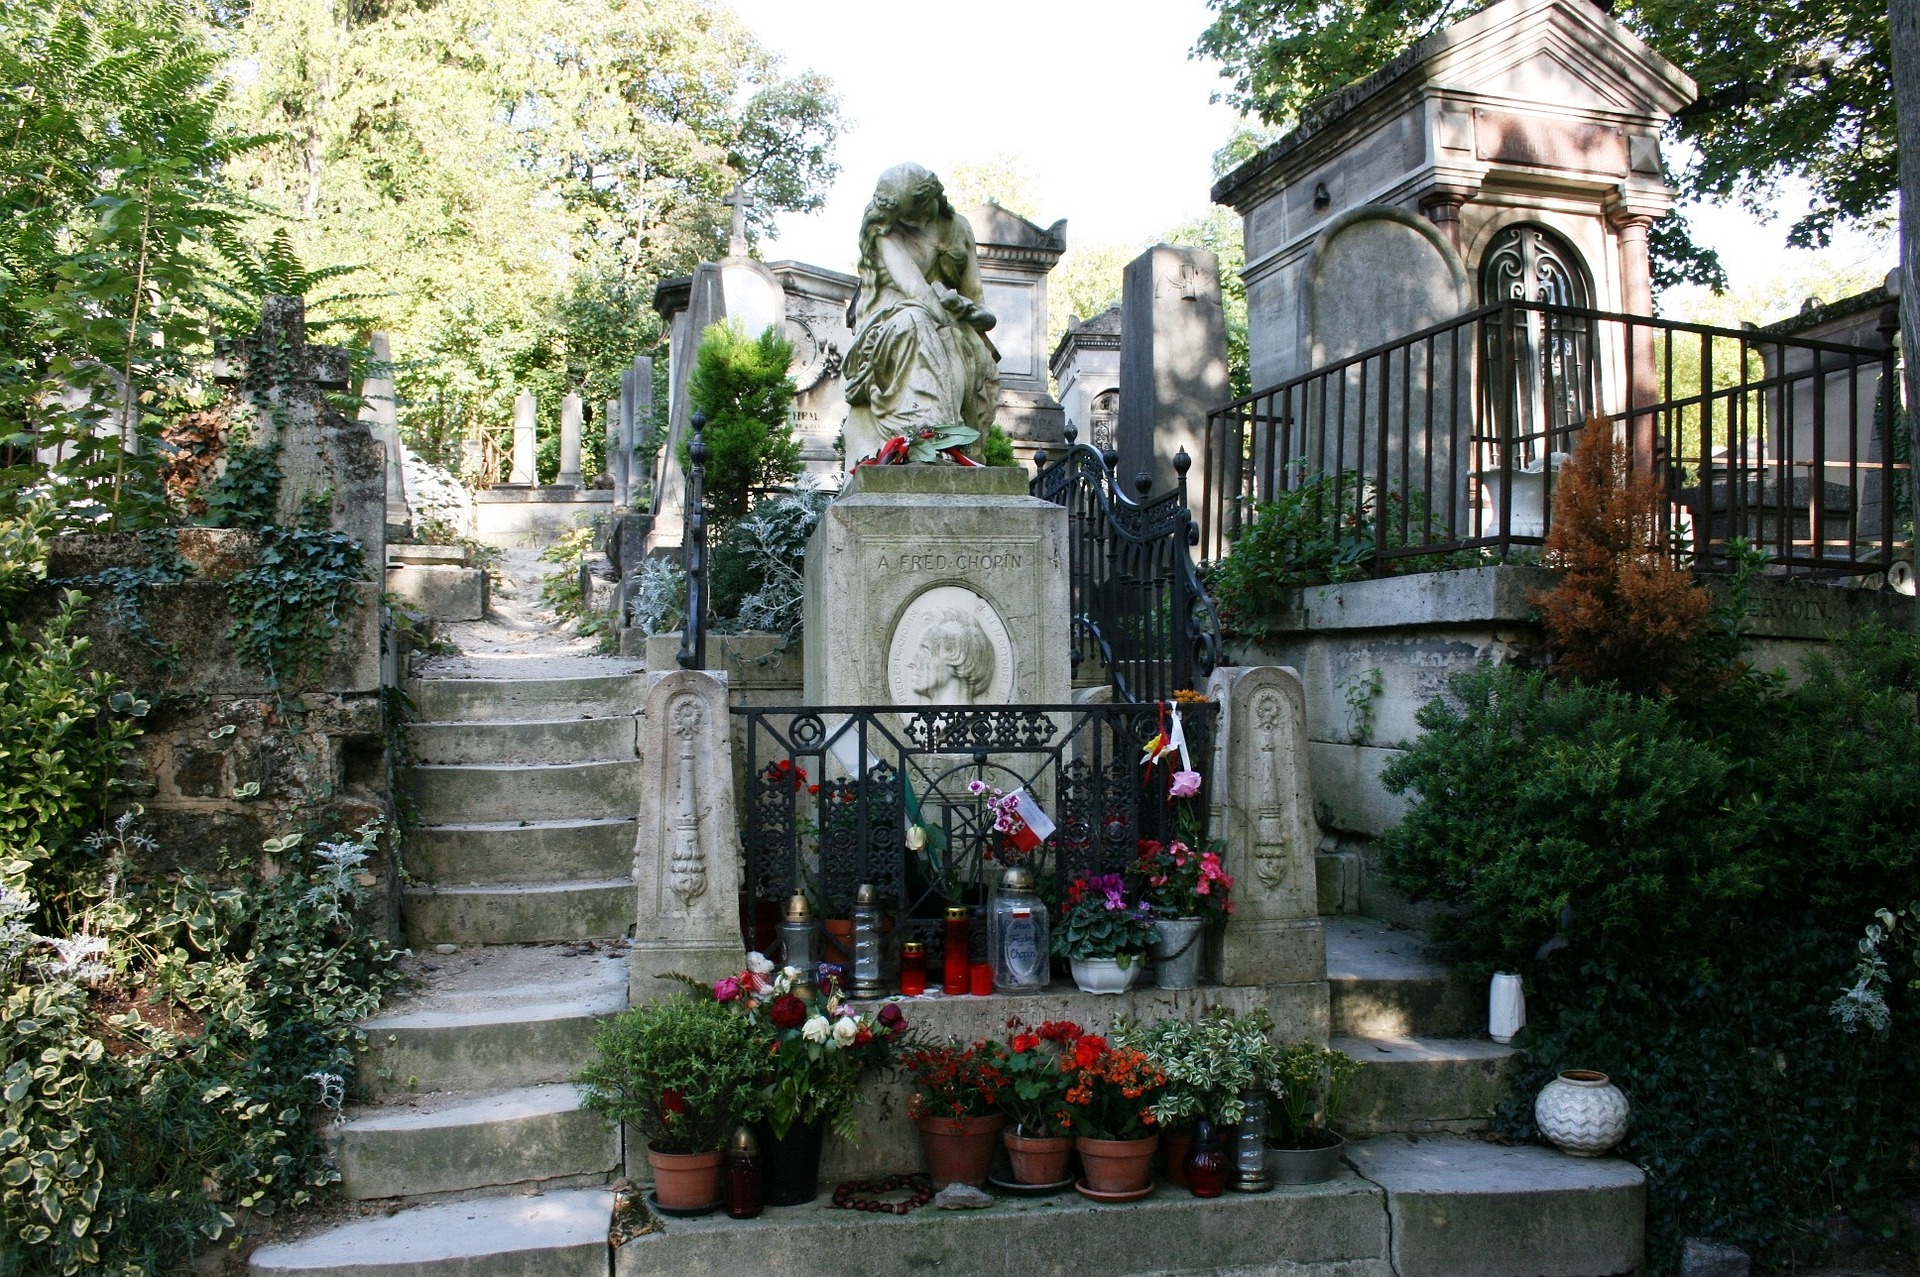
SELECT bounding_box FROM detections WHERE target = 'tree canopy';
[1195,0,1896,287]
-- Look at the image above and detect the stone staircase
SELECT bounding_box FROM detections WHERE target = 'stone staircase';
[252,660,643,1277]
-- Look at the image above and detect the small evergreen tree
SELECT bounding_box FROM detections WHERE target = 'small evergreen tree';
[684,321,802,520]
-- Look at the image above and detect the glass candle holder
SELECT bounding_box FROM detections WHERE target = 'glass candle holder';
[899,941,927,996]
[942,906,970,995]
[1231,1089,1272,1192]
[777,890,818,980]
[969,962,993,996]
[851,883,883,999]
[987,865,1049,993]
[726,1125,762,1219]
[1186,1118,1225,1198]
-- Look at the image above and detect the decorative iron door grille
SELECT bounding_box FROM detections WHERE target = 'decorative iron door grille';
[737,701,1216,964]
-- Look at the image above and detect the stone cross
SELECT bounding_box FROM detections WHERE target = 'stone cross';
[722,182,754,257]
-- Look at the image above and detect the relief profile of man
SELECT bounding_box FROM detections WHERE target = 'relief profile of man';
[906,609,996,705]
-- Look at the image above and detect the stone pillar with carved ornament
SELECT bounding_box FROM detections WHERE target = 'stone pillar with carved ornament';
[630,669,745,1000]
[1205,666,1327,986]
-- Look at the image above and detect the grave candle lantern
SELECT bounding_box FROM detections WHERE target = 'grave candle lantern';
[851,884,884,999]
[899,941,927,996]
[942,906,970,995]
[778,890,818,981]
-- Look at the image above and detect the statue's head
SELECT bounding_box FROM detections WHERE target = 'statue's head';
[865,163,953,229]
[910,608,994,702]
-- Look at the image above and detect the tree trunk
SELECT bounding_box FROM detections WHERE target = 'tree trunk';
[1894,0,1920,535]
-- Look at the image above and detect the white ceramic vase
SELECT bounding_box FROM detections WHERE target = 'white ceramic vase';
[1070,956,1141,995]
[1534,1069,1629,1157]
[1489,972,1526,1044]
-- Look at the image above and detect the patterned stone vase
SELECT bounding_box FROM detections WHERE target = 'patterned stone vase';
[1533,1069,1629,1157]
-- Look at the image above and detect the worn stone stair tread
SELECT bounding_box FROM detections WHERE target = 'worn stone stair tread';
[412,815,635,835]
[407,714,637,765]
[404,877,636,901]
[1346,1134,1645,1277]
[404,818,636,887]
[248,1187,613,1276]
[1334,1034,1520,1134]
[408,758,645,825]
[612,1173,1386,1277]
[1325,915,1448,981]
[401,879,636,946]
[332,1083,617,1200]
[364,947,628,1030]
[408,667,646,723]
[1333,1034,1513,1064]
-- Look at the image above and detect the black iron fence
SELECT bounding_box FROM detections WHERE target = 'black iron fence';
[1199,300,1909,577]
[1031,432,1223,702]
[737,701,1215,964]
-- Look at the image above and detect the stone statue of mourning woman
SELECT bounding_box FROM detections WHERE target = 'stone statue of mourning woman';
[843,163,1000,466]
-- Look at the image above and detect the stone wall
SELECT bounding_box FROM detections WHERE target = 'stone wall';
[1227,565,1917,919]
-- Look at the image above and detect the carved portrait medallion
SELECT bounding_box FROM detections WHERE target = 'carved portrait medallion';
[887,585,1016,706]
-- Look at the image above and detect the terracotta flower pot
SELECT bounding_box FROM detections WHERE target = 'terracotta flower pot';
[1076,1133,1158,1194]
[1004,1129,1072,1185]
[647,1146,723,1210]
[914,1113,1004,1188]
[1161,1129,1192,1186]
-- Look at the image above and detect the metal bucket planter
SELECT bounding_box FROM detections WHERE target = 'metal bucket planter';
[1149,918,1207,990]
[1266,1133,1346,1185]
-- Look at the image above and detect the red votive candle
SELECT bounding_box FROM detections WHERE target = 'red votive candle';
[969,962,993,996]
[942,907,970,995]
[900,941,927,996]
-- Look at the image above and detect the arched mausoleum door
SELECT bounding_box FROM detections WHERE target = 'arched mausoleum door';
[1478,223,1599,465]
[1088,389,1119,452]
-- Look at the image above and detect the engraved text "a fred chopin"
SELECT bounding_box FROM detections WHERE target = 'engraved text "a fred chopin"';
[878,551,1026,572]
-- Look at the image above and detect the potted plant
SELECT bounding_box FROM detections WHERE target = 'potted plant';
[1115,1007,1279,1185]
[902,1038,1008,1188]
[1062,1032,1166,1197]
[1052,873,1155,993]
[574,995,766,1211]
[1266,1041,1362,1184]
[1133,836,1234,990]
[1000,1020,1084,1185]
[711,954,906,1205]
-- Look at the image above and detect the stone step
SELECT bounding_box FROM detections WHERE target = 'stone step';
[1334,1035,1519,1135]
[1347,1135,1646,1277]
[409,759,644,826]
[409,672,645,723]
[354,945,628,1102]
[613,1172,1388,1277]
[407,715,637,766]
[249,1187,614,1277]
[332,1084,618,1201]
[406,817,635,886]
[402,879,636,946]
[1327,915,1481,1038]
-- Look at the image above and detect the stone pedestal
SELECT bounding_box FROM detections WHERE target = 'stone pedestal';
[631,670,746,1000]
[802,466,1070,707]
[509,390,537,485]
[1206,665,1326,986]
[556,392,583,487]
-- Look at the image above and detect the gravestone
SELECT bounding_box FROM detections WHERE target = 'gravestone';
[1118,245,1229,493]
[964,202,1068,456]
[212,295,384,573]
[508,390,537,485]
[801,466,1070,707]
[649,268,722,551]
[357,332,412,540]
[772,260,858,479]
[556,392,583,487]
[1204,665,1325,985]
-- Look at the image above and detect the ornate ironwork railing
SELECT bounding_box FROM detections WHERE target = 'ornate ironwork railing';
[1031,430,1223,703]
[736,701,1215,963]
[1199,299,1909,578]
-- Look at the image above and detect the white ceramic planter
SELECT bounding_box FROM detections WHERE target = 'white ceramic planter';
[1534,1069,1629,1156]
[1070,956,1141,994]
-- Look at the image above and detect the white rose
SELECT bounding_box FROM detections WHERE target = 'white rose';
[832,1017,860,1047]
[746,952,775,975]
[801,1015,831,1044]
[782,965,802,982]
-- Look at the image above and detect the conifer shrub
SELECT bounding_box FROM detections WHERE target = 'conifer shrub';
[683,321,802,521]
[1531,421,1712,695]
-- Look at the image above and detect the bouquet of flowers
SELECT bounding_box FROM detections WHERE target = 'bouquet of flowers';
[1060,1033,1167,1141]
[1132,838,1235,923]
[711,952,904,1139]
[1000,1019,1085,1138]
[901,1037,1008,1123]
[1268,1040,1363,1151]
[1050,873,1156,965]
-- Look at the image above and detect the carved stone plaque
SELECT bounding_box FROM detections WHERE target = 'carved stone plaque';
[886,585,1016,706]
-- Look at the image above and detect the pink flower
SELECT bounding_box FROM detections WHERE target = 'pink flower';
[713,976,741,1002]
[1195,879,1211,896]
[1169,770,1202,798]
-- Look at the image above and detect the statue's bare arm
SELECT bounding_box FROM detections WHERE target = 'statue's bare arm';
[877,232,938,306]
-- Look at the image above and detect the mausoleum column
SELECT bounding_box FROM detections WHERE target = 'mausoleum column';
[1608,205,1662,471]
[1417,184,1477,254]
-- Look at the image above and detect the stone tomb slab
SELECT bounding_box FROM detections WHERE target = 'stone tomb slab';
[802,466,1070,708]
